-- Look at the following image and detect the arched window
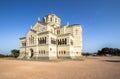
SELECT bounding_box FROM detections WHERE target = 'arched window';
[64,51,66,54]
[76,52,78,54]
[39,38,42,44]
[57,39,59,45]
[22,42,26,47]
[62,39,64,44]
[38,38,40,44]
[61,51,63,54]
[57,30,60,34]
[65,38,67,45]
[54,38,56,44]
[50,17,52,22]
[29,35,34,45]
[45,37,46,44]
[71,39,73,45]
[51,37,56,44]
[39,37,47,44]
[51,37,52,44]
[59,51,60,54]
[44,50,45,54]
[60,39,62,45]
[55,18,57,23]
[42,38,44,44]
[41,50,43,54]
[32,37,34,44]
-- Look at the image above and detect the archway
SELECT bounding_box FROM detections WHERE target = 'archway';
[30,49,34,58]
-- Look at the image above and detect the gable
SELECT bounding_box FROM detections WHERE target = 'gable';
[26,29,36,37]
[25,21,47,36]
[32,21,46,32]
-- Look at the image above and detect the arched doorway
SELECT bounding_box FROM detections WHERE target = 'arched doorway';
[30,49,34,58]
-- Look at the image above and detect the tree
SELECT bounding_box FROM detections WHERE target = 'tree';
[97,47,120,56]
[82,52,92,56]
[0,54,6,58]
[11,49,19,58]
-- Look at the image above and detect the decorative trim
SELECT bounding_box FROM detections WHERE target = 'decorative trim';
[38,31,49,35]
[58,33,73,37]
[30,29,37,33]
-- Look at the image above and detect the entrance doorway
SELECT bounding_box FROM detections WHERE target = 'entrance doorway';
[30,49,34,58]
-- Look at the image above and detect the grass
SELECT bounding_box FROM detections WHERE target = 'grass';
[0,56,86,62]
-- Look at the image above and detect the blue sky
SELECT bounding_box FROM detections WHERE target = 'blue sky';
[0,0,120,54]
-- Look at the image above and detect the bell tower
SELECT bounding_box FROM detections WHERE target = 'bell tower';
[43,14,61,27]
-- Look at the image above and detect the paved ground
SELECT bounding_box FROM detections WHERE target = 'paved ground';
[0,56,120,79]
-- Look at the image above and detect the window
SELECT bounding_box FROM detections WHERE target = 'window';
[61,51,63,54]
[29,35,34,45]
[60,39,62,45]
[57,30,60,34]
[40,38,41,44]
[43,38,45,43]
[32,37,34,44]
[64,51,66,54]
[71,39,73,45]
[51,37,56,44]
[41,50,43,54]
[65,38,67,45]
[76,52,79,54]
[39,50,46,55]
[57,38,67,45]
[55,18,57,23]
[44,50,45,54]
[45,37,46,44]
[50,17,52,22]
[22,42,26,47]
[62,39,64,44]
[50,48,52,51]
[38,37,46,44]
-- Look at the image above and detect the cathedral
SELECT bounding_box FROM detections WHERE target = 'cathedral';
[18,13,82,59]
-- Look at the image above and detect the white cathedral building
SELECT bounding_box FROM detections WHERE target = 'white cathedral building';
[18,13,82,59]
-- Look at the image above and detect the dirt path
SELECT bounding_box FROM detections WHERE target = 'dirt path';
[0,57,120,79]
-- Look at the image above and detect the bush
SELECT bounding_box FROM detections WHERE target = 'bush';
[11,49,19,58]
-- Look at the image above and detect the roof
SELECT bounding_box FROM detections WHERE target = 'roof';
[44,13,60,18]
[68,24,80,27]
[20,37,26,40]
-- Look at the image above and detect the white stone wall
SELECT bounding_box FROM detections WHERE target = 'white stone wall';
[48,33,57,59]
[38,45,49,57]
[72,25,82,56]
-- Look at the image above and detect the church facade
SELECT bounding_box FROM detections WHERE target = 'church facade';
[18,14,82,59]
